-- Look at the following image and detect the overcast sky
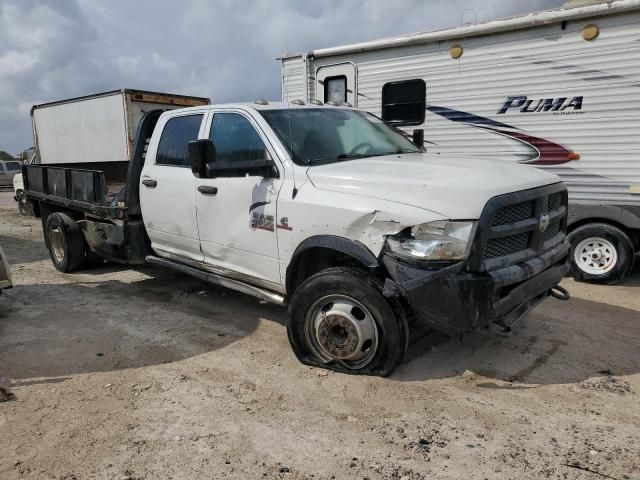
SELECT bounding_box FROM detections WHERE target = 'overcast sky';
[0,0,564,154]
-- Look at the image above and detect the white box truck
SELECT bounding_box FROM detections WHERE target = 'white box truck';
[280,0,640,284]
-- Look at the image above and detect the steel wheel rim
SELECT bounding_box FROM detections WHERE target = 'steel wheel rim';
[574,236,617,275]
[304,294,379,370]
[49,227,66,264]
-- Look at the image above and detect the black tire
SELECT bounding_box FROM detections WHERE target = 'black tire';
[287,267,407,377]
[45,212,86,273]
[17,191,30,216]
[568,223,635,284]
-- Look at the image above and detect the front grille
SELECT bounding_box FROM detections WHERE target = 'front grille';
[543,218,561,242]
[548,192,562,211]
[485,233,530,258]
[492,201,534,226]
[469,184,568,272]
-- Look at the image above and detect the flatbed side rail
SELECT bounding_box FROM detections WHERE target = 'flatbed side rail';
[23,164,113,218]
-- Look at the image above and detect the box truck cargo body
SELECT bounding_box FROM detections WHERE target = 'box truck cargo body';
[31,89,210,166]
[280,0,640,283]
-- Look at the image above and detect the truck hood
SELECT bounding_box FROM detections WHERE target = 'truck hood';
[306,153,561,219]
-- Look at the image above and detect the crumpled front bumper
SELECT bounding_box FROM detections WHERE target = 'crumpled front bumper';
[382,240,570,335]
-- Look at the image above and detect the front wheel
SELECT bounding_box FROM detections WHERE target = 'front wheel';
[568,223,635,284]
[287,267,407,377]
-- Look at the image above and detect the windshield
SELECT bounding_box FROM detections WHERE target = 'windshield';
[260,108,421,166]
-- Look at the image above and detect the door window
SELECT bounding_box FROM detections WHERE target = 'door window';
[156,114,203,167]
[209,113,268,163]
[381,79,426,126]
[324,75,347,104]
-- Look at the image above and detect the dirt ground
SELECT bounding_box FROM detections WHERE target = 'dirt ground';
[1,191,639,480]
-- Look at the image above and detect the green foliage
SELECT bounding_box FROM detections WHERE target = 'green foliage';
[0,150,15,161]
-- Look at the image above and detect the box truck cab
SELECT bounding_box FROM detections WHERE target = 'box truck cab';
[24,100,570,376]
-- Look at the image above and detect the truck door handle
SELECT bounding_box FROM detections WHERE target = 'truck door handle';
[198,186,218,195]
[142,179,157,188]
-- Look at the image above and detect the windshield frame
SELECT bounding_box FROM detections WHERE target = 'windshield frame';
[259,107,422,167]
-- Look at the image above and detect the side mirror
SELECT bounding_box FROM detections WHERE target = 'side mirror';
[412,129,425,150]
[188,139,216,178]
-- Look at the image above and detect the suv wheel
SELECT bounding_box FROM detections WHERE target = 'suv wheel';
[287,267,407,377]
[568,223,635,284]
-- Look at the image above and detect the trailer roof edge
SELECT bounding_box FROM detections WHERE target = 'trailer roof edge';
[301,0,640,60]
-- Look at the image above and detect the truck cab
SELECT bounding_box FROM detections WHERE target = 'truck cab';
[25,101,571,376]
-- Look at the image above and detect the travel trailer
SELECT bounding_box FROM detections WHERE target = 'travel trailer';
[280,0,640,284]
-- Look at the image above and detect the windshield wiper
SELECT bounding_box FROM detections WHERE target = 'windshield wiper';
[381,148,420,155]
[306,153,371,164]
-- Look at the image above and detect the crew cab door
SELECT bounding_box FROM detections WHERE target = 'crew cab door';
[140,111,207,262]
[195,110,282,289]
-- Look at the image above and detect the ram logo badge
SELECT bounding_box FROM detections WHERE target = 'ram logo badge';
[538,212,551,233]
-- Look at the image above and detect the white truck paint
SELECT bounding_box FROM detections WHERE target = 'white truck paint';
[25,101,571,376]
[281,0,640,283]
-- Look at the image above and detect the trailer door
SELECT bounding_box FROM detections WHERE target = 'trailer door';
[316,63,357,106]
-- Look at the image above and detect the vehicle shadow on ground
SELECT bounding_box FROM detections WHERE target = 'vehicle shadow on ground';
[0,234,50,264]
[395,293,640,385]
[0,266,282,383]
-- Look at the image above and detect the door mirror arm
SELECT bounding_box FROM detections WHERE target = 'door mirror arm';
[412,129,425,150]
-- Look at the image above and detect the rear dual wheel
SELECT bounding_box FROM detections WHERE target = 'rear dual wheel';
[287,267,407,377]
[45,212,103,272]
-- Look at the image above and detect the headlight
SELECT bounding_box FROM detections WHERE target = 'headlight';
[385,221,477,261]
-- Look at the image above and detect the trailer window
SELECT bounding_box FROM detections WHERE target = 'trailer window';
[381,79,426,126]
[209,113,268,164]
[324,75,347,104]
[156,114,203,167]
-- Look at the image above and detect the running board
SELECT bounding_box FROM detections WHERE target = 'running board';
[145,255,286,306]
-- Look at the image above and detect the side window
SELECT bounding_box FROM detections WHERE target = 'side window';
[209,113,268,163]
[156,114,203,167]
[324,75,347,104]
[381,79,426,126]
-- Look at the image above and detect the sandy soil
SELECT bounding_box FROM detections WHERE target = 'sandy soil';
[1,192,639,480]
